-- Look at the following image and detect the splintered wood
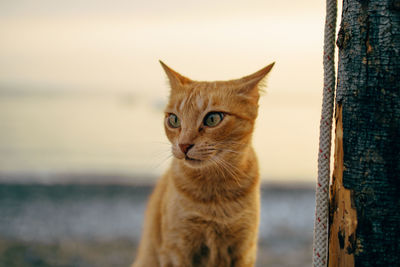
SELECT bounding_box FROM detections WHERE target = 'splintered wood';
[328,104,358,267]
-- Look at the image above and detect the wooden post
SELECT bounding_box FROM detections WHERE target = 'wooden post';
[328,0,400,266]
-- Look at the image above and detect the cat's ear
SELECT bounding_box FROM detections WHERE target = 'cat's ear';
[159,60,193,89]
[235,62,275,99]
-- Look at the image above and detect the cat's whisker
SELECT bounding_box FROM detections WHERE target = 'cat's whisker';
[151,148,172,160]
[215,156,252,181]
[209,156,243,186]
[214,141,247,152]
[196,148,217,152]
[196,145,244,158]
[149,148,173,170]
[150,141,172,146]
[214,148,243,155]
[218,158,244,184]
[151,153,173,170]
[216,141,247,146]
[189,146,218,160]
[209,157,232,182]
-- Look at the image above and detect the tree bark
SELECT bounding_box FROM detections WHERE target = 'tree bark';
[329,0,400,266]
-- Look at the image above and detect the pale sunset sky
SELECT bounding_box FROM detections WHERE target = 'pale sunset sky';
[0,0,339,183]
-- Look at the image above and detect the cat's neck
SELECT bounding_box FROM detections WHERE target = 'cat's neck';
[170,145,259,204]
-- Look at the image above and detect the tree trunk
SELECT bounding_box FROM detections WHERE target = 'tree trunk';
[329,0,400,266]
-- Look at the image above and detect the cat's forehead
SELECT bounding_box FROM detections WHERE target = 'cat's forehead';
[168,82,226,113]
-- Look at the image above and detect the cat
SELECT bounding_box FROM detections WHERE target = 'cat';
[132,61,274,267]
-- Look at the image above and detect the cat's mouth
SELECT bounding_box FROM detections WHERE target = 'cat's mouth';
[185,155,202,162]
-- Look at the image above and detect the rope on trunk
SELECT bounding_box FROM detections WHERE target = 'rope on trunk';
[312,0,337,265]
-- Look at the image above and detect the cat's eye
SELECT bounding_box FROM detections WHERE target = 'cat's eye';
[167,113,181,128]
[204,112,224,127]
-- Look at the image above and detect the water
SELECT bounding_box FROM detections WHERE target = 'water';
[0,90,321,183]
[0,91,169,179]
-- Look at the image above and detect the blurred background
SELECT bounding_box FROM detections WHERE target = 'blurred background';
[0,0,339,266]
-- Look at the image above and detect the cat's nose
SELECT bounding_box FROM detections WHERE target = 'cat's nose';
[179,144,194,154]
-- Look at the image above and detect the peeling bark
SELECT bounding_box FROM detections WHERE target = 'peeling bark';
[330,0,400,266]
[329,104,358,267]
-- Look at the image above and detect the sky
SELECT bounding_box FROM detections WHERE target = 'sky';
[0,0,326,91]
[0,0,339,183]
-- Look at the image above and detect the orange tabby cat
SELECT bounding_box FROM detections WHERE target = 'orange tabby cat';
[132,61,274,267]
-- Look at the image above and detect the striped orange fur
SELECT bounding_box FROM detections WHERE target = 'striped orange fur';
[132,61,274,267]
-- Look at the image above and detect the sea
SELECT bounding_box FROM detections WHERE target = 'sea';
[0,90,318,266]
[0,88,321,182]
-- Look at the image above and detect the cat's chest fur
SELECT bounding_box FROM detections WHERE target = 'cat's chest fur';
[166,175,256,224]
[159,170,260,266]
